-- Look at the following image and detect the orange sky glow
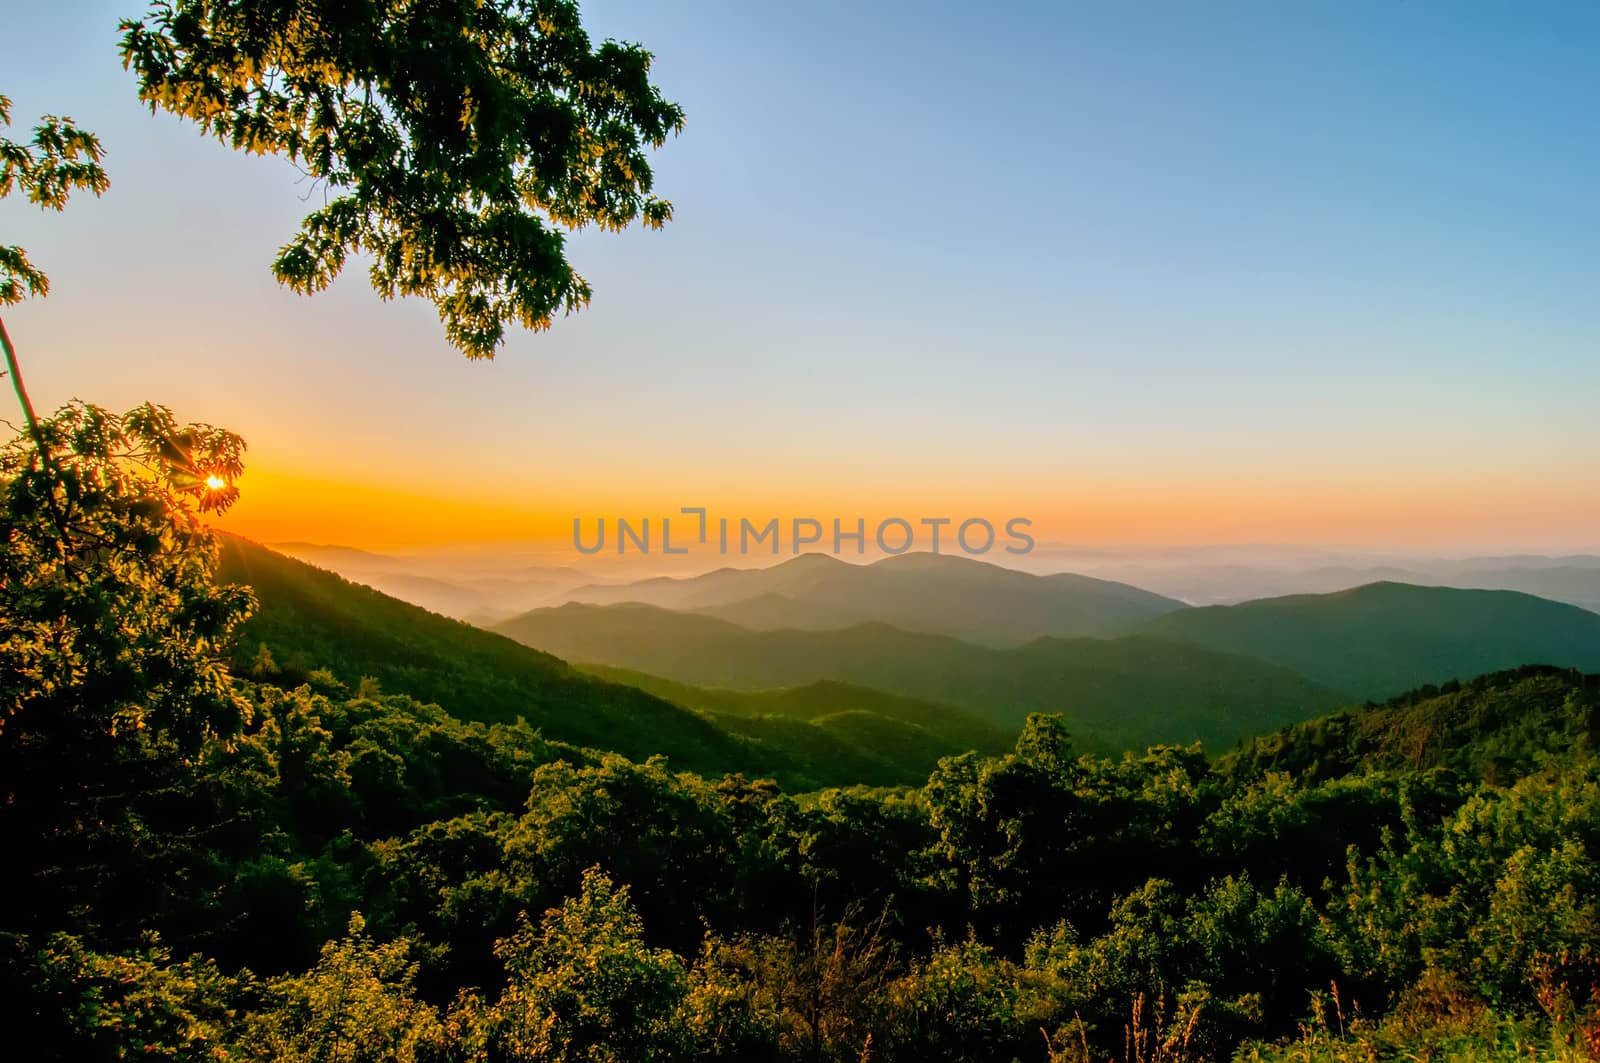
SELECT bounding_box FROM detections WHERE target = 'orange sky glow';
[211,460,1600,556]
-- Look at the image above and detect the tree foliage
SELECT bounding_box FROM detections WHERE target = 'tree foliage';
[246,913,448,1063]
[0,401,248,747]
[119,0,685,357]
[0,94,109,305]
[486,868,687,1062]
[0,403,253,948]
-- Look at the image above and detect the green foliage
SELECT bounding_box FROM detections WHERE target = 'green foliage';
[678,907,898,1063]
[507,754,785,949]
[883,937,1040,1063]
[485,869,688,1062]
[244,914,447,1063]
[925,715,1212,943]
[23,932,239,1062]
[0,93,109,304]
[677,934,785,1061]
[0,402,253,944]
[1,402,249,747]
[119,0,684,358]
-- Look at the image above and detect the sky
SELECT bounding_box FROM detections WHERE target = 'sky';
[2,0,1597,553]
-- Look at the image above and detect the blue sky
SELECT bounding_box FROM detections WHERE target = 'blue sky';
[2,0,1597,548]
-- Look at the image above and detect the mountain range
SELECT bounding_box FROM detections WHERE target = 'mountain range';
[1131,581,1600,700]
[1031,548,1600,612]
[495,601,1346,749]
[561,552,1186,645]
[218,536,1003,787]
[274,541,1600,620]
[496,555,1600,747]
[223,536,1600,772]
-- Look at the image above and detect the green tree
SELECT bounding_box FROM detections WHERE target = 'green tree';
[119,0,685,358]
[925,715,1212,944]
[508,754,755,950]
[0,402,253,942]
[693,906,898,1063]
[0,96,108,300]
[882,937,1036,1063]
[487,868,688,1061]
[21,931,240,1062]
[0,402,249,746]
[245,913,448,1063]
[678,934,786,1062]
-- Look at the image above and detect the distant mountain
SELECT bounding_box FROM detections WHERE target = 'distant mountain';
[564,551,1186,645]
[494,603,1344,749]
[1451,554,1600,570]
[271,542,400,566]
[1029,546,1600,611]
[1258,561,1600,615]
[1131,582,1600,701]
[695,592,861,631]
[582,668,1014,786]
[218,536,779,775]
[218,535,1029,789]
[270,541,591,622]
[1426,563,1600,616]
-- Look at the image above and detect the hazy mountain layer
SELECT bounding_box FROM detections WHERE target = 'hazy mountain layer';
[581,668,1014,786]
[496,602,1345,749]
[219,537,1023,788]
[1046,548,1600,610]
[564,551,1186,645]
[271,541,593,622]
[1131,581,1600,700]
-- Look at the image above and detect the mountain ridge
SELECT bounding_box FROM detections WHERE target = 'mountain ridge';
[1131,580,1600,699]
[216,536,1030,787]
[564,550,1186,645]
[494,600,1346,749]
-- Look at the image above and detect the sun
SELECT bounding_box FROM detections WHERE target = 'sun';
[205,475,227,491]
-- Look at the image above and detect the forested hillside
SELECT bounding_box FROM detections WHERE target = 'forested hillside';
[1133,582,1600,699]
[216,534,792,778]
[1219,664,1600,785]
[498,602,1346,749]
[582,668,1016,785]
[13,636,1600,1060]
[219,536,1002,789]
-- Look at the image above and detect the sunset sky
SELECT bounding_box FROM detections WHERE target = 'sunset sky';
[3,1,1597,552]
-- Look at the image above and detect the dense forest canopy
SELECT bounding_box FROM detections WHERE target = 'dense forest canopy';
[4,408,1600,1061]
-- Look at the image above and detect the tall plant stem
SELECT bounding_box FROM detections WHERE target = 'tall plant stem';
[0,312,42,441]
[0,310,70,552]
